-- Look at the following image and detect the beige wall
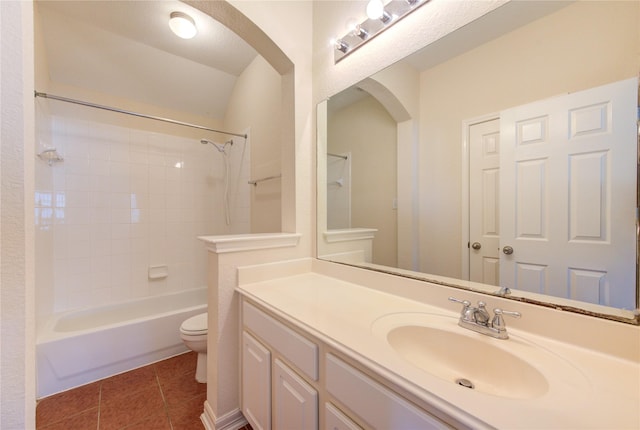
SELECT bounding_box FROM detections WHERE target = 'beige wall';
[418,0,640,278]
[224,55,282,233]
[328,95,398,267]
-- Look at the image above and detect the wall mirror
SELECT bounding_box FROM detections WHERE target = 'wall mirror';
[317,0,640,324]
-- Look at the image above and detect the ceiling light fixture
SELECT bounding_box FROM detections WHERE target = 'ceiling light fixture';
[169,11,197,39]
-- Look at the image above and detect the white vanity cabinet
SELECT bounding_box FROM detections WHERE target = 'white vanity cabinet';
[241,300,319,430]
[240,298,453,430]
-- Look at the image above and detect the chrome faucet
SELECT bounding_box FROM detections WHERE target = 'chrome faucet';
[449,297,521,339]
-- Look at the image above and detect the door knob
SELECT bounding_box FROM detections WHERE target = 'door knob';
[471,242,482,250]
[502,246,514,255]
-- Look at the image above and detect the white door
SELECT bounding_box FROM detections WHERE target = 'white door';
[500,78,637,308]
[469,118,501,286]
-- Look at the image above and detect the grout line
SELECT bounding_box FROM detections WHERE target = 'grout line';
[96,381,102,430]
[155,370,174,430]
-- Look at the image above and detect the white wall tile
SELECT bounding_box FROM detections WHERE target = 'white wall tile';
[36,114,251,315]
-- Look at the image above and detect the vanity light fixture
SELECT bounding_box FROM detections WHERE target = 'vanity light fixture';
[169,11,197,39]
[333,0,429,63]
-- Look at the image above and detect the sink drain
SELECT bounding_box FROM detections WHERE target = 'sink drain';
[456,378,475,389]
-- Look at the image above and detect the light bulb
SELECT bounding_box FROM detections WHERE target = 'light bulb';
[366,0,384,19]
[346,17,358,33]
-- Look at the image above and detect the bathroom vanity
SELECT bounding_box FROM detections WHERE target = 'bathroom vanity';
[236,259,639,430]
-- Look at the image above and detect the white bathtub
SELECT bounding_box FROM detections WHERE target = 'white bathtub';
[36,288,207,398]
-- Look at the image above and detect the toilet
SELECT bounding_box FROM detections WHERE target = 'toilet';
[180,312,208,383]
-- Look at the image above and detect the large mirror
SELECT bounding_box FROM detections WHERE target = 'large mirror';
[317,0,640,324]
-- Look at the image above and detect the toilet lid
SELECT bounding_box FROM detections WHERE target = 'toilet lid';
[181,312,208,334]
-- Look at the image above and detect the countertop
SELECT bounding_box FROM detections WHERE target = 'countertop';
[237,269,640,430]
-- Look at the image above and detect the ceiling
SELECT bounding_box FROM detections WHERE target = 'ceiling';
[36,1,258,119]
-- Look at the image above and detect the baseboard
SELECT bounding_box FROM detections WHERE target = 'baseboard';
[201,401,248,430]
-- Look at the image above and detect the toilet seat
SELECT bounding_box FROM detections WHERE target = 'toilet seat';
[180,312,207,335]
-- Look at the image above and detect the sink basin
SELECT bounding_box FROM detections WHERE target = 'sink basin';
[371,313,588,400]
[387,324,548,399]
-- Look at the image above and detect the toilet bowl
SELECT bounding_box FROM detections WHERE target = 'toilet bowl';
[180,312,208,383]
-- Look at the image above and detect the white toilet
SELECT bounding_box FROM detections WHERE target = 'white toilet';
[180,312,208,383]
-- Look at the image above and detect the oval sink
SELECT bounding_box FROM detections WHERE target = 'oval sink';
[386,324,549,399]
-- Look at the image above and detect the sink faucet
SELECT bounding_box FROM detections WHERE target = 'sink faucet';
[449,297,521,339]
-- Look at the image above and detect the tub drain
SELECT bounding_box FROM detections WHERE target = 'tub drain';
[456,378,475,389]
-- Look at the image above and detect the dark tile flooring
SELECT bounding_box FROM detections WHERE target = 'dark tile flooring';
[36,351,252,430]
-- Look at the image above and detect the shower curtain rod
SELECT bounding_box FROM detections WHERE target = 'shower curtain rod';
[34,91,248,139]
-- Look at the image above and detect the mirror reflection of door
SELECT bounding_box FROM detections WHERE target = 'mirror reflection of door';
[469,119,501,286]
[470,78,637,308]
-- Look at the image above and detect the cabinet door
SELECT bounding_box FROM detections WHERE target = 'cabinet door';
[274,359,318,430]
[325,402,362,430]
[242,331,271,430]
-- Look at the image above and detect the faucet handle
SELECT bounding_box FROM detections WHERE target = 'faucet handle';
[491,308,521,331]
[448,297,471,308]
[449,297,474,322]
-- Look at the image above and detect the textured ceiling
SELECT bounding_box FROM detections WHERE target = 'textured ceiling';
[36,0,258,119]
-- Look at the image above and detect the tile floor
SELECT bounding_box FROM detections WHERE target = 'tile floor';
[36,351,253,430]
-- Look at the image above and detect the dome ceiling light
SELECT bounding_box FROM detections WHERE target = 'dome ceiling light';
[169,11,197,39]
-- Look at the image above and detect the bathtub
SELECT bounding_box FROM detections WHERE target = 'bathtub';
[36,287,207,398]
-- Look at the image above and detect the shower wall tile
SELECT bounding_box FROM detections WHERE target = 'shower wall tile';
[35,115,250,315]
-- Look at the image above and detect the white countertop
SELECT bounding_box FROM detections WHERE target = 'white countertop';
[237,269,640,430]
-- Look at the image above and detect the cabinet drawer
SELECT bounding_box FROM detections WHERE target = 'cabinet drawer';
[326,354,450,430]
[243,301,319,380]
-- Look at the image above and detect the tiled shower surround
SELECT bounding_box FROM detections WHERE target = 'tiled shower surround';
[35,113,250,318]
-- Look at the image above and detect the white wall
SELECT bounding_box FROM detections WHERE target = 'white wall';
[0,1,37,428]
